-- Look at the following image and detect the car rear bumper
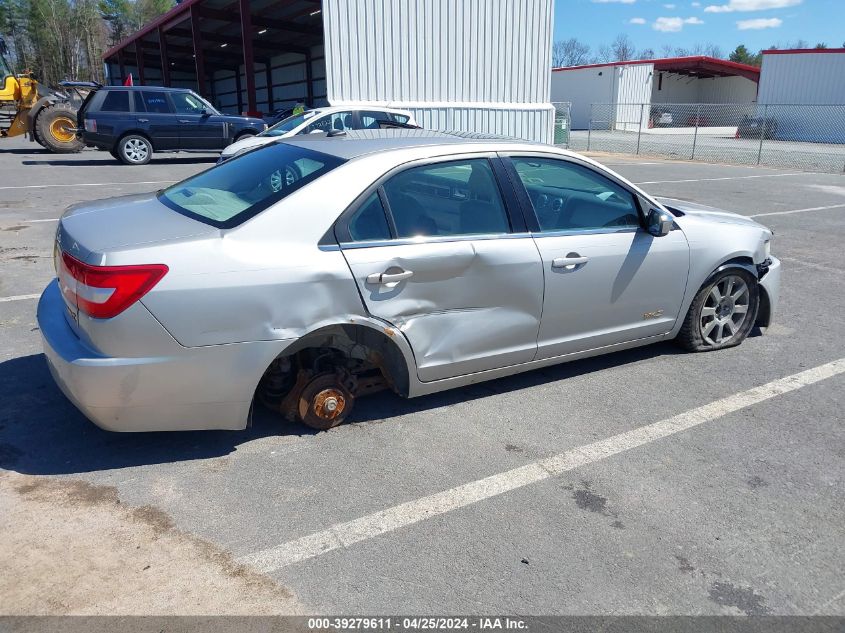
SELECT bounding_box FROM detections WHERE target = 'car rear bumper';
[37,280,287,432]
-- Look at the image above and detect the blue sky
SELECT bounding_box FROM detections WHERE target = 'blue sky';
[553,0,845,57]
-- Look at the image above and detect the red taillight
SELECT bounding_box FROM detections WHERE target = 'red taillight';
[59,252,168,319]
[84,118,97,133]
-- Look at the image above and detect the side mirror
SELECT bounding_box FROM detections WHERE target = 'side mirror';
[646,208,674,237]
[200,107,209,116]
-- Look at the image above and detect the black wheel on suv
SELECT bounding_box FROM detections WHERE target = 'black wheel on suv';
[116,134,153,165]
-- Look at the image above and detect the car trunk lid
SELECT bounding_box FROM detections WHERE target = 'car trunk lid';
[54,192,218,340]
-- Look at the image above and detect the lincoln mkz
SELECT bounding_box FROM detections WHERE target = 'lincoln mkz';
[38,131,780,431]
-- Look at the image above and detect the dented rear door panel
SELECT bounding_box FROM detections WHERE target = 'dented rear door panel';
[340,237,544,382]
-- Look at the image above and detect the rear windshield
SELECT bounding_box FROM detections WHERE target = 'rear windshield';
[159,143,345,228]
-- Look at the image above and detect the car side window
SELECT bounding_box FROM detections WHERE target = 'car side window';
[133,91,146,112]
[141,91,173,114]
[359,111,390,129]
[389,113,410,124]
[305,112,355,134]
[382,159,511,238]
[347,192,391,242]
[509,157,641,232]
[171,92,206,114]
[99,91,130,112]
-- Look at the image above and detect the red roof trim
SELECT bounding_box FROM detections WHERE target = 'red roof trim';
[552,55,760,76]
[762,48,845,55]
[103,0,200,59]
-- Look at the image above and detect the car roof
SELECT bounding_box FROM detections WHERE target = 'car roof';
[304,105,411,116]
[280,129,542,160]
[99,85,194,93]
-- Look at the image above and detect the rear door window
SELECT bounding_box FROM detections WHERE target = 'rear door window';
[360,111,392,129]
[141,91,173,114]
[382,159,511,238]
[346,193,391,242]
[159,143,346,228]
[133,91,146,112]
[99,91,130,112]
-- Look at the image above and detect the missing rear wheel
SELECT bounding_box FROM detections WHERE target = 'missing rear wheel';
[297,374,355,431]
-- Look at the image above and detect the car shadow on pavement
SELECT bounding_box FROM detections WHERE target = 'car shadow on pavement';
[0,342,684,476]
[21,156,218,167]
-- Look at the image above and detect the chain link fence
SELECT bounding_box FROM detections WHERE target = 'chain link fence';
[558,102,845,173]
[552,102,571,148]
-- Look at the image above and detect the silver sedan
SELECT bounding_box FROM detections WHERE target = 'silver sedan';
[38,131,780,432]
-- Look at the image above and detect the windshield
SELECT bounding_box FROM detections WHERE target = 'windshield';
[260,111,320,137]
[159,143,345,228]
[0,53,12,79]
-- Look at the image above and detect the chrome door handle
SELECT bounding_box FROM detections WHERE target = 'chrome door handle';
[137,118,149,123]
[178,119,191,123]
[366,270,414,284]
[552,256,589,269]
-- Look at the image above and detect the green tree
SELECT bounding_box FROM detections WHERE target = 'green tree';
[729,44,755,65]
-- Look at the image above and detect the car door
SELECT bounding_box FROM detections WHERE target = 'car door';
[337,155,544,382]
[502,154,690,359]
[169,91,227,150]
[132,89,179,150]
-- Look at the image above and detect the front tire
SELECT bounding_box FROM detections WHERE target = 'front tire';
[117,134,153,165]
[677,269,759,352]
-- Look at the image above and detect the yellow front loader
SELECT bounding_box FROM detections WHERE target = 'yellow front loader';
[0,38,84,153]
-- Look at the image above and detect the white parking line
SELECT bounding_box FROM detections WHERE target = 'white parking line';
[0,180,174,191]
[0,293,40,303]
[778,256,843,275]
[749,204,845,218]
[239,358,845,573]
[603,162,665,166]
[22,218,59,223]
[634,173,805,185]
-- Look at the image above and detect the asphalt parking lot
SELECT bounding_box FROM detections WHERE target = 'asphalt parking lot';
[1,136,843,616]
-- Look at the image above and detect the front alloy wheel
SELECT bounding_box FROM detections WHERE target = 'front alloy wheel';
[677,269,759,352]
[699,275,750,346]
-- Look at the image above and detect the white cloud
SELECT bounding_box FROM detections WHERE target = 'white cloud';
[629,17,647,24]
[652,16,706,31]
[592,0,636,4]
[737,17,783,28]
[692,1,701,6]
[704,0,800,13]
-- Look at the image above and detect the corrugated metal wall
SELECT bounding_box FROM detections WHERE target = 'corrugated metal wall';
[322,0,554,142]
[211,46,327,115]
[758,52,845,105]
[614,64,652,131]
[757,52,845,143]
[550,67,615,129]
